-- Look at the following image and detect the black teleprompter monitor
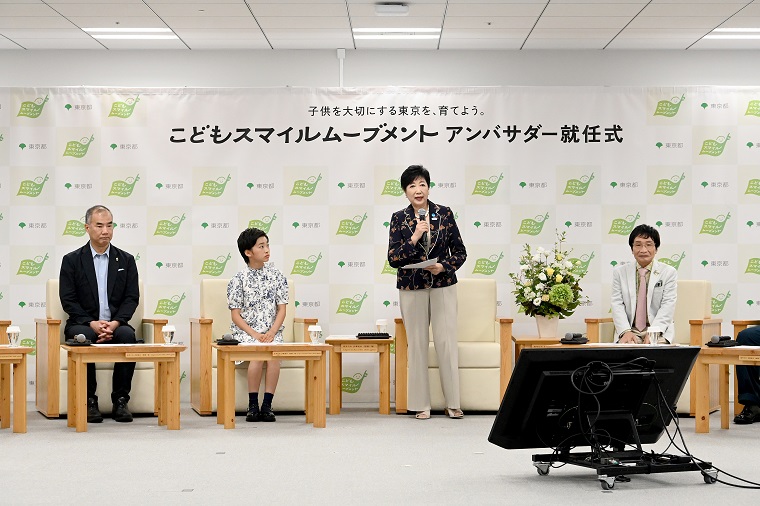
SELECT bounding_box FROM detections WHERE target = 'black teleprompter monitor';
[488,346,700,451]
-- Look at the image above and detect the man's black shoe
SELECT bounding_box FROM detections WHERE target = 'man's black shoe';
[246,404,260,422]
[112,397,133,423]
[734,405,760,425]
[259,404,276,422]
[87,397,103,423]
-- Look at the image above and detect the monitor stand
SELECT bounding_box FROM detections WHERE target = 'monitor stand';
[530,411,718,490]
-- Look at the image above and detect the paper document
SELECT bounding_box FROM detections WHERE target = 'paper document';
[401,257,438,269]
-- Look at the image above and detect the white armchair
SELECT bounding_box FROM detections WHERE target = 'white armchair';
[35,279,166,417]
[394,278,513,412]
[189,278,316,415]
[585,279,720,415]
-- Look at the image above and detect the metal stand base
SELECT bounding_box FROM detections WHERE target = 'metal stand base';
[532,450,717,490]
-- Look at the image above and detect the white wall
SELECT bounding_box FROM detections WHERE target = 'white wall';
[1,49,760,88]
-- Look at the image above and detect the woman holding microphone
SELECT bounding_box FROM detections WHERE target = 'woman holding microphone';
[387,165,467,420]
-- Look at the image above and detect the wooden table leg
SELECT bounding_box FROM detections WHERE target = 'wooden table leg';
[75,357,87,432]
[157,362,166,427]
[379,344,390,415]
[0,363,9,429]
[13,357,27,433]
[328,348,341,415]
[720,364,730,430]
[305,359,314,423]
[167,356,180,430]
[67,352,75,428]
[216,349,226,425]
[222,352,236,429]
[695,357,710,434]
[395,339,408,414]
[314,353,326,428]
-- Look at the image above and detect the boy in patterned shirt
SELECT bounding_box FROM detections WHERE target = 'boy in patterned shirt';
[227,228,289,422]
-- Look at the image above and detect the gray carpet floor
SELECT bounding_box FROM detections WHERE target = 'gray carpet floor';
[1,404,759,505]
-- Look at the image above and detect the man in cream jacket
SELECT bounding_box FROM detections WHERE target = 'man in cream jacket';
[611,224,677,344]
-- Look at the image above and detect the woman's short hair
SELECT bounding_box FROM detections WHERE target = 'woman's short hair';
[400,165,430,190]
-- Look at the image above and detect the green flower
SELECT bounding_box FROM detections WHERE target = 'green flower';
[549,283,574,309]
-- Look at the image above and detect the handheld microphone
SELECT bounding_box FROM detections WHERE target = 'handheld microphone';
[564,333,583,339]
[74,333,86,343]
[710,335,731,343]
[418,208,427,247]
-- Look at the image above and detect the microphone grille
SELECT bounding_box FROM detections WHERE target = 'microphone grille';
[418,208,426,218]
[710,335,720,343]
[74,334,86,343]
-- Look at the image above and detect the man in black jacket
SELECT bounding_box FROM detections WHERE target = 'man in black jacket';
[59,205,139,423]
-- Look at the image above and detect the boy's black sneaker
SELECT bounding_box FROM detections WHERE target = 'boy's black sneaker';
[259,404,276,422]
[246,404,260,422]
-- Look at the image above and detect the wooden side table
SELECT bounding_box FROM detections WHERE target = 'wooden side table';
[325,336,391,415]
[694,345,760,433]
[61,344,185,432]
[213,343,330,429]
[512,336,563,364]
[1,346,34,433]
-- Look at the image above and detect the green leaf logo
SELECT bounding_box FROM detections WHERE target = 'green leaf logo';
[17,95,49,118]
[155,293,186,316]
[19,338,36,355]
[17,253,49,276]
[248,213,277,233]
[563,173,594,196]
[246,182,254,189]
[381,260,398,276]
[156,183,163,190]
[519,181,526,188]
[338,182,345,189]
[699,134,731,157]
[336,292,368,315]
[336,212,368,236]
[656,142,663,149]
[64,182,72,190]
[291,253,323,276]
[292,222,300,229]
[381,179,404,196]
[474,221,481,228]
[108,174,140,198]
[568,252,595,277]
[338,261,345,268]
[746,258,760,275]
[659,252,686,271]
[18,301,26,308]
[17,174,49,197]
[63,134,95,158]
[745,179,760,196]
[62,218,86,237]
[108,95,140,118]
[608,212,640,235]
[745,100,760,117]
[701,260,708,267]
[653,94,685,117]
[64,104,72,111]
[699,212,731,235]
[290,174,322,197]
[154,214,186,237]
[199,174,231,198]
[200,253,233,276]
[518,212,549,236]
[472,252,504,276]
[711,291,731,314]
[156,261,163,269]
[654,173,686,197]
[701,102,708,109]
[472,173,504,196]
[110,143,117,150]
[19,143,26,150]
[341,370,368,393]
[18,222,26,229]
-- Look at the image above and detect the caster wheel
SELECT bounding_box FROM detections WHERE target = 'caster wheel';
[703,473,717,484]
[536,467,549,476]
[600,479,615,490]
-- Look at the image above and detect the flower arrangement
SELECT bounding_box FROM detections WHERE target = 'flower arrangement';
[509,232,587,319]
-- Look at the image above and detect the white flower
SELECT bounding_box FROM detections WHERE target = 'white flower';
[532,255,540,263]
[564,260,573,269]
[520,264,530,271]
[538,272,547,281]
[533,297,542,306]
[535,283,545,291]
[536,246,545,253]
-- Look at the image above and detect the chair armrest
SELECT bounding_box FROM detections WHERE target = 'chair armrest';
[689,318,722,346]
[294,317,318,343]
[142,318,168,344]
[0,320,10,345]
[731,320,760,338]
[498,318,514,398]
[190,317,214,414]
[585,318,613,343]
[35,317,62,417]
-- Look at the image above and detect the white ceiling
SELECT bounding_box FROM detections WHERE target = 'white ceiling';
[0,0,759,51]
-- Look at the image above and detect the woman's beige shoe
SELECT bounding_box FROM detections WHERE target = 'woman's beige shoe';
[415,410,431,420]
[444,407,464,419]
